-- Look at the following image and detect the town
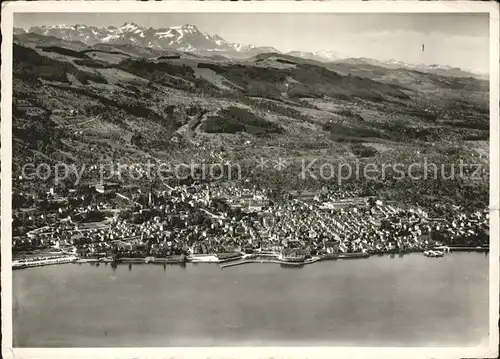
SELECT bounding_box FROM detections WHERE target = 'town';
[12,178,490,269]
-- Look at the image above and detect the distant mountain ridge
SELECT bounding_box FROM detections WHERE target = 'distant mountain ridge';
[14,23,486,78]
[286,50,347,63]
[14,23,279,57]
[332,57,487,79]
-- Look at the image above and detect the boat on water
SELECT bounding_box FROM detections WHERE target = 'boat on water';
[120,257,146,264]
[280,262,305,268]
[339,252,371,259]
[153,255,187,264]
[319,253,338,260]
[278,254,306,263]
[423,250,444,258]
[189,254,220,263]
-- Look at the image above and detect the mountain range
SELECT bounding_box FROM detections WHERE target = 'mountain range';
[14,23,486,78]
[14,23,279,58]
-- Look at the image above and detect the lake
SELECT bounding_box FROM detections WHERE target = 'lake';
[13,252,489,347]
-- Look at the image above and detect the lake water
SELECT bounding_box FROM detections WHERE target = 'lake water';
[13,252,489,347]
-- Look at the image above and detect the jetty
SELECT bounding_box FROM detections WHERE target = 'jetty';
[220,257,320,269]
[220,252,372,269]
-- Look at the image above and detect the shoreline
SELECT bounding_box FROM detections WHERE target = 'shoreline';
[12,246,490,270]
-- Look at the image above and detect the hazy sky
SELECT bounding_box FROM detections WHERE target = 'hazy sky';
[15,13,490,73]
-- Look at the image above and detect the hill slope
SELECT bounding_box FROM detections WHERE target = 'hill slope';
[12,34,489,208]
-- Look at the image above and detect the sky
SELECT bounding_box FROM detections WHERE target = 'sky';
[15,13,490,73]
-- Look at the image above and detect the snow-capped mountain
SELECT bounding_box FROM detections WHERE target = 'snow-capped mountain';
[14,23,279,57]
[332,57,486,79]
[315,50,347,62]
[14,23,485,78]
[287,50,347,63]
[385,59,455,71]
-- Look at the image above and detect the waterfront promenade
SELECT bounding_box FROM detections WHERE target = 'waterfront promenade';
[12,255,78,270]
[11,245,489,270]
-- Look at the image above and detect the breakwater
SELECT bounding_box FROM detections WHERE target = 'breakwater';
[219,253,372,269]
[220,258,320,269]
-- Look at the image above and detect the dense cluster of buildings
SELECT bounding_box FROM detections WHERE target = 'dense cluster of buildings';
[12,179,489,263]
